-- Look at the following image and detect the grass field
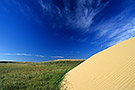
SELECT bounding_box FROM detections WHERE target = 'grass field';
[0,60,84,90]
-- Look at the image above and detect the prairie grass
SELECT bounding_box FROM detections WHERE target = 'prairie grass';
[0,60,84,90]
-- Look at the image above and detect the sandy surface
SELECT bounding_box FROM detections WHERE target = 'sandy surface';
[62,37,135,90]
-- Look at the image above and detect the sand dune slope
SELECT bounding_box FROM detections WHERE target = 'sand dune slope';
[62,37,135,90]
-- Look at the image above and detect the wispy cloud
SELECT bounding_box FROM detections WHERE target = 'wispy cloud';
[3,0,134,48]
[51,56,64,59]
[39,0,110,30]
[92,1,135,47]
[38,0,135,46]
[0,53,44,58]
[0,60,17,61]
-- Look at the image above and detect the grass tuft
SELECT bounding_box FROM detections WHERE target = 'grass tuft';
[0,60,84,90]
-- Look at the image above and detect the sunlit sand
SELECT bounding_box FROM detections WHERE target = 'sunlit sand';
[62,37,135,90]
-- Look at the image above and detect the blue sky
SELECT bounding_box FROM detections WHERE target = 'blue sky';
[0,0,135,62]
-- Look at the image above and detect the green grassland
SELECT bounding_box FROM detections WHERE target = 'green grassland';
[0,59,84,90]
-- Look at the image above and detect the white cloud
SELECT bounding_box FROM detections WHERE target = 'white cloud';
[9,0,135,48]
[51,56,64,59]
[35,55,45,58]
[0,53,44,58]
[39,0,50,11]
[107,26,135,46]
[0,60,17,61]
[92,4,135,47]
[39,0,110,30]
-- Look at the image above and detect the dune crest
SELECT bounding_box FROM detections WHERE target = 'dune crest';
[62,37,135,90]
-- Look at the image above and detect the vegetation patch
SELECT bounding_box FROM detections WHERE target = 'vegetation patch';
[0,60,84,90]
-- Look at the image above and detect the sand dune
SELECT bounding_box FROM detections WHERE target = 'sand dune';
[62,37,135,90]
